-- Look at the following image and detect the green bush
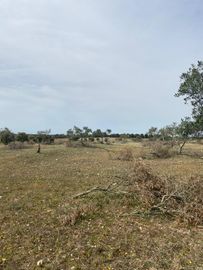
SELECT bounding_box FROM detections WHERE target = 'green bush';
[0,128,15,145]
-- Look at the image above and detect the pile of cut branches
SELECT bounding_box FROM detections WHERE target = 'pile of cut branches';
[73,159,203,226]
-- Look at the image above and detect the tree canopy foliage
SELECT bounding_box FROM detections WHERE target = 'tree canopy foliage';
[175,61,203,132]
[16,132,29,142]
[0,128,15,145]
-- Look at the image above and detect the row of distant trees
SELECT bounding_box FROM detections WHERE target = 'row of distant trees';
[66,126,150,141]
[67,127,111,141]
[0,122,202,149]
[0,120,202,146]
[0,129,54,145]
[0,126,150,146]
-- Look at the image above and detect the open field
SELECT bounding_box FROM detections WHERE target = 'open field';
[0,142,203,269]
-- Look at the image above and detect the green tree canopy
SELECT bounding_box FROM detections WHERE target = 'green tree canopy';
[175,61,203,131]
[176,117,195,139]
[16,132,29,142]
[0,128,15,145]
[82,127,92,138]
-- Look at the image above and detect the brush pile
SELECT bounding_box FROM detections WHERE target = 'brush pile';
[126,160,203,226]
[74,159,203,226]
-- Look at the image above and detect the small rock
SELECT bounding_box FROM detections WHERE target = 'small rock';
[37,259,44,267]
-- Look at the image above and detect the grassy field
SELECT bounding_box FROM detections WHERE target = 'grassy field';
[0,141,203,269]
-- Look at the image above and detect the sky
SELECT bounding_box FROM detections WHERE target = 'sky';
[0,0,202,134]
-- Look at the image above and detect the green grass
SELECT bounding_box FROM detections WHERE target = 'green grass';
[0,142,203,269]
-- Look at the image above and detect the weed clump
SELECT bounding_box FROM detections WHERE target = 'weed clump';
[150,141,175,158]
[117,148,134,161]
[59,203,98,226]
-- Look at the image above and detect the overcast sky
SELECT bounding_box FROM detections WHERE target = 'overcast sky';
[0,0,202,134]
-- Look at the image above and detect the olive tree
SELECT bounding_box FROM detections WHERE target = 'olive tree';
[158,123,178,143]
[176,118,195,154]
[0,128,15,145]
[16,132,29,142]
[175,61,203,133]
[82,127,92,140]
[147,127,158,139]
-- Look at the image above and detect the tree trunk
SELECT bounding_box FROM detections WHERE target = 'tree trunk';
[37,143,41,154]
[179,141,186,154]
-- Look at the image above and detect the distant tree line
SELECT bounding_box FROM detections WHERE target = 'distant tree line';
[0,121,202,147]
[66,126,149,141]
[0,126,151,146]
[0,128,54,145]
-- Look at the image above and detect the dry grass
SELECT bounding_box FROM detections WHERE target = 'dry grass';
[0,142,203,269]
[117,148,134,161]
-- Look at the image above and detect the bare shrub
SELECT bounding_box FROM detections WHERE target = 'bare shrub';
[54,138,68,145]
[8,141,29,150]
[59,203,97,226]
[142,140,178,158]
[65,140,91,148]
[150,141,175,158]
[27,140,35,145]
[65,140,73,147]
[141,140,153,148]
[117,148,134,161]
